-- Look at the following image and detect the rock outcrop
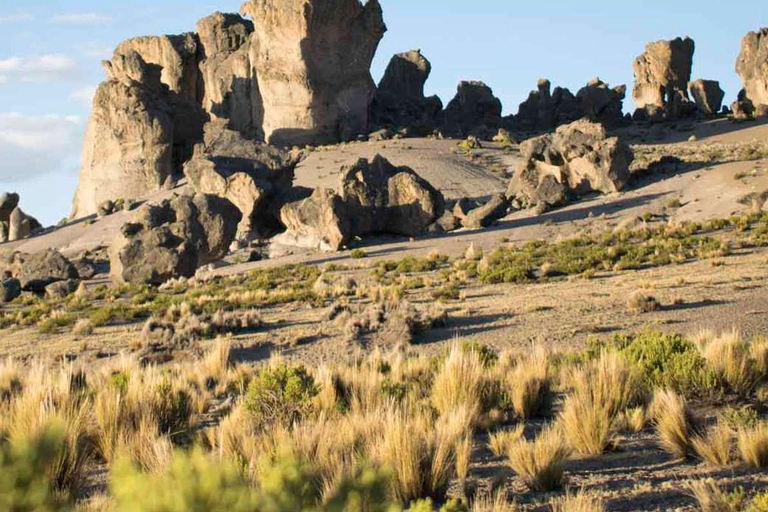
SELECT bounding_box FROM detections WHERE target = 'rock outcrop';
[515,79,583,132]
[241,0,386,145]
[576,78,627,127]
[277,155,445,251]
[3,250,80,293]
[73,1,387,218]
[441,81,503,138]
[110,193,241,285]
[184,121,302,240]
[735,28,768,115]
[633,37,696,121]
[72,51,206,218]
[507,119,633,209]
[689,79,725,116]
[0,193,42,243]
[370,49,442,134]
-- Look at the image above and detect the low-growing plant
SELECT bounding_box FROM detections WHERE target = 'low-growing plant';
[737,421,768,468]
[651,389,702,460]
[506,425,569,492]
[243,362,319,428]
[692,424,735,467]
[488,424,525,458]
[506,349,551,419]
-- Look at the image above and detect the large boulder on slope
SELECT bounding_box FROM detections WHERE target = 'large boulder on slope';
[507,119,633,209]
[14,250,79,293]
[632,37,696,121]
[689,79,725,116]
[515,79,583,132]
[109,193,241,285]
[576,78,627,127]
[276,155,445,251]
[240,0,386,145]
[184,121,302,240]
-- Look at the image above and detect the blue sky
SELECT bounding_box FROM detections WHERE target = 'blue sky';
[0,0,766,225]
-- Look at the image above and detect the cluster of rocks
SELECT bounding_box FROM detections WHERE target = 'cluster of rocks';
[0,249,81,303]
[0,193,41,243]
[275,155,445,251]
[507,119,633,210]
[72,0,386,218]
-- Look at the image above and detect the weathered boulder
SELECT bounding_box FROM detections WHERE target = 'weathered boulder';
[278,188,350,251]
[736,28,768,112]
[441,81,503,137]
[576,78,627,127]
[689,79,725,116]
[109,193,241,285]
[515,79,583,132]
[732,89,756,119]
[277,155,445,251]
[196,12,259,137]
[184,121,302,239]
[0,193,19,220]
[0,278,21,303]
[462,194,509,229]
[8,207,41,242]
[14,250,79,293]
[241,0,386,145]
[370,49,443,134]
[633,37,696,120]
[45,279,80,300]
[507,120,633,209]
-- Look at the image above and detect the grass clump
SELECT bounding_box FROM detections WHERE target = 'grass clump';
[692,424,736,467]
[505,349,552,419]
[688,479,745,512]
[350,249,367,259]
[651,389,702,460]
[506,425,569,492]
[551,489,606,512]
[737,421,768,468]
[488,424,525,457]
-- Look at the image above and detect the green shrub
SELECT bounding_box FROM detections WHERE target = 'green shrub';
[244,364,318,428]
[0,422,71,512]
[431,283,460,302]
[613,332,720,397]
[461,341,498,368]
[350,249,367,259]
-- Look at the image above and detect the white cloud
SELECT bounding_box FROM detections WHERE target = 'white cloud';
[52,13,112,24]
[74,41,113,60]
[71,86,97,104]
[0,113,84,182]
[0,12,33,24]
[0,54,79,83]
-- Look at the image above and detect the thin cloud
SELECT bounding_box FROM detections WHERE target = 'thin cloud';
[0,113,84,182]
[71,86,97,104]
[74,41,113,60]
[52,13,112,24]
[0,12,34,24]
[0,55,79,83]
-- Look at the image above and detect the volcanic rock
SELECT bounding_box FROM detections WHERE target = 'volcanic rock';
[689,79,725,116]
[736,28,768,112]
[515,79,583,132]
[576,78,627,127]
[441,81,503,137]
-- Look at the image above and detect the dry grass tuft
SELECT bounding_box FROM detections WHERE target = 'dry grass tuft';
[737,421,768,468]
[506,425,569,492]
[627,292,660,313]
[505,348,551,420]
[692,424,735,467]
[489,424,525,458]
[651,389,701,460]
[432,342,486,424]
[697,330,760,397]
[688,479,742,512]
[551,489,606,512]
[72,318,94,336]
[471,490,518,512]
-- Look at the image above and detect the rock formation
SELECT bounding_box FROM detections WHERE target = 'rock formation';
[515,79,583,132]
[632,37,696,121]
[0,192,42,243]
[689,79,725,116]
[277,155,445,251]
[370,49,443,134]
[735,28,768,115]
[576,78,627,127]
[1,250,80,293]
[507,119,633,209]
[110,193,241,285]
[441,81,503,137]
[184,121,302,240]
[241,0,386,145]
[73,1,387,218]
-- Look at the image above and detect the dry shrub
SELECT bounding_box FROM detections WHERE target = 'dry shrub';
[627,292,660,313]
[196,338,232,391]
[692,424,735,467]
[751,337,768,378]
[489,424,525,457]
[737,421,768,468]
[471,491,518,512]
[551,489,606,512]
[614,407,647,434]
[651,389,701,460]
[455,434,473,493]
[506,348,551,419]
[72,318,94,336]
[506,425,569,492]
